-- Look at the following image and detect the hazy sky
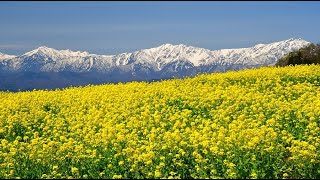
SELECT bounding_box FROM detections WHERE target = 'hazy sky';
[1,1,320,55]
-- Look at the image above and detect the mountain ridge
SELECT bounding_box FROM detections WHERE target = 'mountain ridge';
[0,38,311,91]
[0,38,309,72]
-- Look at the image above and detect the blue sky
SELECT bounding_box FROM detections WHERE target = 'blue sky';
[0,1,320,55]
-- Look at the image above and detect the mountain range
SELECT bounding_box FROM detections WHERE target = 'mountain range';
[0,38,310,91]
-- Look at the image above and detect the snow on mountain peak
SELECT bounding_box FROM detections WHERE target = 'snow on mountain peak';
[157,43,192,49]
[0,38,312,73]
[0,52,16,61]
[285,38,308,44]
[159,43,175,48]
[23,46,91,58]
[35,46,56,52]
[23,46,59,57]
[120,38,311,68]
[38,46,51,49]
[59,49,91,57]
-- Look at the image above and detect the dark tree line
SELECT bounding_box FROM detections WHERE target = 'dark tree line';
[275,43,320,67]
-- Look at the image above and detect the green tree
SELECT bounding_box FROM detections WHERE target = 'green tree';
[275,43,320,67]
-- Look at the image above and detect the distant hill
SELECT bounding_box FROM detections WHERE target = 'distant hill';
[275,43,320,67]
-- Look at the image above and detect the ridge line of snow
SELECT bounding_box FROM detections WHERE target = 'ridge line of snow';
[0,38,311,72]
[7,38,310,57]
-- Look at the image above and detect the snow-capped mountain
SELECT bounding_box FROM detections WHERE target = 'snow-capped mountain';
[0,38,311,91]
[0,52,16,61]
[0,38,310,73]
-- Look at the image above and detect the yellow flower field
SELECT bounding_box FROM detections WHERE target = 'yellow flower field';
[1,64,320,179]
